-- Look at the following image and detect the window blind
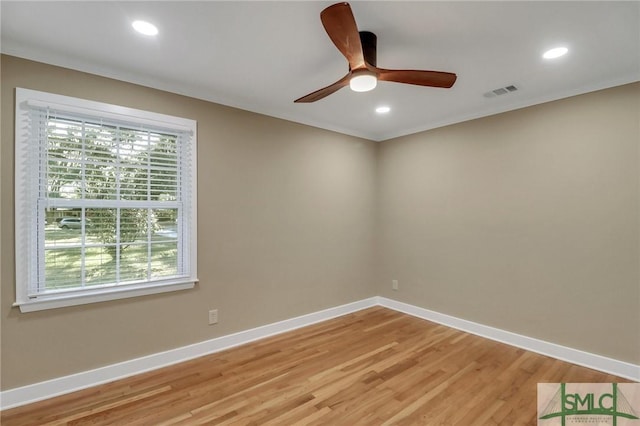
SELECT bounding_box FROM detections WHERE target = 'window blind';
[24,105,195,297]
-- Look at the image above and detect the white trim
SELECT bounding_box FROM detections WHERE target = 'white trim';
[15,280,197,313]
[0,297,378,410]
[1,296,637,410]
[376,297,640,382]
[373,74,640,142]
[23,91,195,133]
[4,45,638,142]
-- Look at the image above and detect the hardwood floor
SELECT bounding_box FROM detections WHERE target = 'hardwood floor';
[1,307,630,425]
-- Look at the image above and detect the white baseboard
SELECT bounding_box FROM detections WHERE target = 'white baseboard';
[2,296,638,410]
[0,297,378,410]
[376,297,640,382]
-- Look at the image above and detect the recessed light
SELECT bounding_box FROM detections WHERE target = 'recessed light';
[376,106,391,114]
[543,46,568,59]
[132,20,158,36]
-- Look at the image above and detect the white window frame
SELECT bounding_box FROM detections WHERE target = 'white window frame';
[14,88,198,312]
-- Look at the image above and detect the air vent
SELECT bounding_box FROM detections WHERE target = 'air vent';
[484,84,519,98]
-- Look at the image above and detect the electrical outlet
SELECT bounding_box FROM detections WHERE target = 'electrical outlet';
[392,280,399,291]
[208,309,218,325]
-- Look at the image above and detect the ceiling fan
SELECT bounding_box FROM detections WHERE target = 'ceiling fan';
[294,2,457,103]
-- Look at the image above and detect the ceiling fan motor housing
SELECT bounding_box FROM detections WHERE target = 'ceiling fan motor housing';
[360,31,377,67]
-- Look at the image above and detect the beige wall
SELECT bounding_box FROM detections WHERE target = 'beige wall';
[1,55,638,392]
[1,55,378,390]
[376,83,640,364]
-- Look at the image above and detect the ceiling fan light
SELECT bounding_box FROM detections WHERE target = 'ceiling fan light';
[350,71,377,92]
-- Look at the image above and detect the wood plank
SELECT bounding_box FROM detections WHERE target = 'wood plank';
[1,307,633,425]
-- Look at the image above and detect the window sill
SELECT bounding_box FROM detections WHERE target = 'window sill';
[13,280,197,313]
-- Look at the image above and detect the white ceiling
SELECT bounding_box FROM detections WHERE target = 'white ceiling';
[2,1,639,141]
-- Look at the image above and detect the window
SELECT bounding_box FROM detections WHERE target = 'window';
[14,88,197,312]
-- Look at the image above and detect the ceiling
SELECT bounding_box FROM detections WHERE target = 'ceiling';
[2,1,639,141]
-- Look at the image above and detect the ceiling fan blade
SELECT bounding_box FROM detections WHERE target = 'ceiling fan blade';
[294,73,351,103]
[320,2,365,70]
[375,68,457,88]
